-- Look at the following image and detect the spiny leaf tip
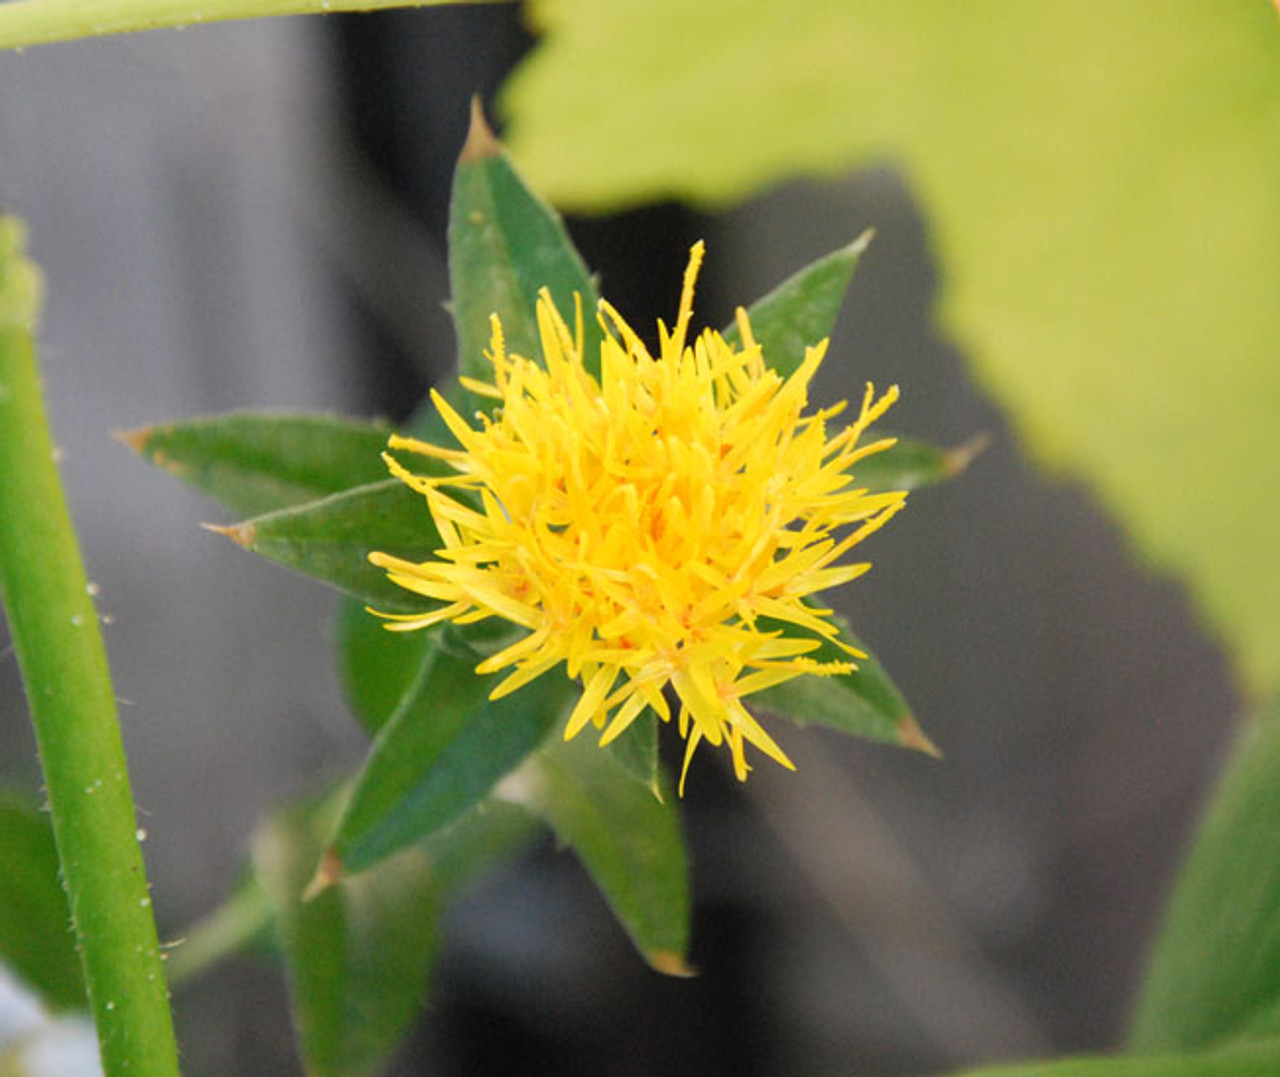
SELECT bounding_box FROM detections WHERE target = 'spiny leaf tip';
[647,949,697,978]
[944,432,993,477]
[847,228,875,257]
[897,714,942,759]
[301,848,343,902]
[111,426,152,454]
[200,521,255,548]
[460,95,502,163]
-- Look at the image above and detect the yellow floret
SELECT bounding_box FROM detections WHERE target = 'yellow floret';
[370,242,906,791]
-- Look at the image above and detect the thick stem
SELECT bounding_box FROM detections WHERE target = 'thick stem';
[0,0,484,50]
[0,219,180,1075]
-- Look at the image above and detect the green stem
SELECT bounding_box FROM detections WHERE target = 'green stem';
[0,219,180,1075]
[165,881,274,988]
[0,0,496,50]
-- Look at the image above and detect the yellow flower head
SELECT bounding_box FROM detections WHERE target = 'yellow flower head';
[370,243,906,791]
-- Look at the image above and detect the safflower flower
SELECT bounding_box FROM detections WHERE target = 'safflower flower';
[370,243,906,791]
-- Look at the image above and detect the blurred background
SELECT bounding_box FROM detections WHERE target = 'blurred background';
[0,6,1240,1074]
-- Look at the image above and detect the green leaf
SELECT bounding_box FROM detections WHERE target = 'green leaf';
[1129,694,1280,1053]
[719,237,976,498]
[448,99,603,384]
[856,434,988,494]
[722,233,869,378]
[337,103,608,716]
[505,1,1280,694]
[325,632,575,879]
[336,596,536,741]
[209,478,444,612]
[753,613,938,757]
[955,1039,1280,1077]
[335,595,435,737]
[0,790,84,1011]
[1230,998,1280,1045]
[598,711,659,793]
[120,412,454,739]
[250,788,536,1077]
[515,733,691,974]
[119,412,393,518]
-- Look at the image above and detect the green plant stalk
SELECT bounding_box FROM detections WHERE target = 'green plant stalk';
[0,0,497,50]
[165,880,274,987]
[0,219,180,1075]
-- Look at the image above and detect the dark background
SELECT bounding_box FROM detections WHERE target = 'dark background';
[0,7,1236,1074]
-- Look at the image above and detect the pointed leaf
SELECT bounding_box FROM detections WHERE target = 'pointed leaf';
[120,412,393,518]
[722,233,870,378]
[122,413,450,740]
[250,788,536,1077]
[0,791,84,1011]
[514,734,691,974]
[856,433,988,494]
[209,478,445,612]
[448,99,603,384]
[720,239,977,497]
[328,632,575,878]
[1130,694,1280,1053]
[754,613,937,757]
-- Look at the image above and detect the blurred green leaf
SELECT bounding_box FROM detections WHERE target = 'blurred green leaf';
[754,613,938,757]
[1231,998,1280,1044]
[516,733,691,973]
[250,788,536,1077]
[722,233,869,378]
[955,1038,1280,1076]
[328,632,575,879]
[505,0,1280,693]
[856,434,987,494]
[210,479,445,613]
[120,412,392,518]
[164,871,278,988]
[0,791,84,1011]
[448,99,603,384]
[1130,694,1280,1052]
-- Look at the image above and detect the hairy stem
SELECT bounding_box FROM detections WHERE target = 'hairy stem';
[0,218,180,1075]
